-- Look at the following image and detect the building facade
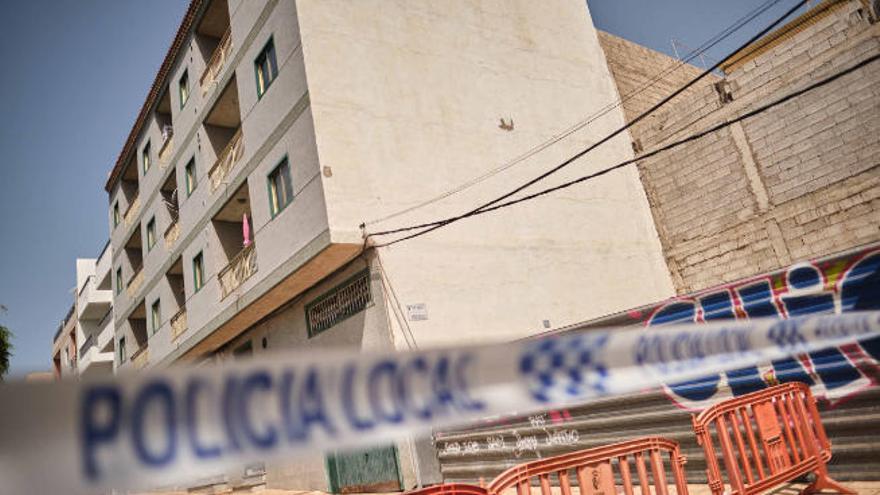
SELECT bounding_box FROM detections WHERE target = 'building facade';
[103,0,675,490]
[435,0,880,484]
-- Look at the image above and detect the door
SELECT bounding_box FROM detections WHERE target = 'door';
[326,445,402,493]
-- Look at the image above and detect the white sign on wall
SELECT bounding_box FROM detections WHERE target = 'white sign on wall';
[407,303,428,321]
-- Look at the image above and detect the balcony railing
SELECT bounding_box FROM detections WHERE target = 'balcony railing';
[123,195,141,228]
[164,219,180,249]
[219,243,257,299]
[208,128,244,192]
[158,134,174,167]
[131,347,149,369]
[78,334,94,358]
[126,267,144,298]
[200,28,232,96]
[170,307,188,341]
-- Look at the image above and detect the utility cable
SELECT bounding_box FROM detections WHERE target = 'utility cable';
[373,52,880,247]
[366,0,810,242]
[361,0,785,228]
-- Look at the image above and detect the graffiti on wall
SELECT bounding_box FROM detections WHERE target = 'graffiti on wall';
[635,247,880,410]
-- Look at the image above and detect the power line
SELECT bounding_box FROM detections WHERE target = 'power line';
[366,0,809,241]
[362,0,785,228]
[373,53,880,247]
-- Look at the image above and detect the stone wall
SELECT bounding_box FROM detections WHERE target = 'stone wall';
[602,0,880,293]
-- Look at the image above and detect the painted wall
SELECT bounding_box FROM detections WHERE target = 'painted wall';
[297,0,675,347]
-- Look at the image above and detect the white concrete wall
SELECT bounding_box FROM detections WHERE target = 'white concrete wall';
[297,0,675,347]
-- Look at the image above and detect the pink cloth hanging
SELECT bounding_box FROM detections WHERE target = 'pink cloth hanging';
[242,213,252,247]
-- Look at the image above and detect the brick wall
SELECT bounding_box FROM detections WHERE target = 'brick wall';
[601,0,880,293]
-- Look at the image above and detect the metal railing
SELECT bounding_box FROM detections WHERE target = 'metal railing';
[170,307,188,341]
[218,243,257,299]
[123,195,140,227]
[200,28,232,96]
[164,219,180,249]
[126,267,144,298]
[208,128,244,192]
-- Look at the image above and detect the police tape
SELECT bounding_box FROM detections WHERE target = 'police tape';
[1,312,878,494]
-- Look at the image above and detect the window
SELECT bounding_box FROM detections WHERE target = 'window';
[142,141,152,174]
[151,300,161,334]
[267,158,293,217]
[112,202,120,227]
[118,336,126,363]
[305,270,372,337]
[146,217,157,251]
[192,252,204,292]
[115,267,123,295]
[179,70,189,109]
[254,37,278,98]
[185,158,197,196]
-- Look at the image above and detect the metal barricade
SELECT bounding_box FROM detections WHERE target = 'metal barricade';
[692,382,854,495]
[487,437,688,495]
[406,483,489,495]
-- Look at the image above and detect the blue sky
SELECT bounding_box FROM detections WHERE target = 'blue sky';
[0,0,806,377]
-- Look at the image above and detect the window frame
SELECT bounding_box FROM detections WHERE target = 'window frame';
[112,201,120,228]
[115,267,123,295]
[185,157,197,197]
[254,36,279,99]
[192,251,204,293]
[304,269,372,338]
[142,140,152,174]
[146,216,157,251]
[150,299,161,334]
[266,156,293,218]
[118,336,126,363]
[179,69,190,109]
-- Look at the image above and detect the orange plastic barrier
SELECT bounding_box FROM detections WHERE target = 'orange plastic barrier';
[692,382,854,495]
[487,437,688,495]
[405,483,489,495]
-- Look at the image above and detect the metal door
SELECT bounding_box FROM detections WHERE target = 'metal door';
[326,445,402,493]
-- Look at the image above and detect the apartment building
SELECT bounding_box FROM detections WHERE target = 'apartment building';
[75,245,115,377]
[51,245,116,379]
[104,0,675,490]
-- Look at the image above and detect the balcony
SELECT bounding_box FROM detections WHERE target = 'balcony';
[123,195,140,228]
[131,346,149,369]
[208,127,244,192]
[164,220,180,249]
[77,274,112,321]
[126,267,144,298]
[219,243,257,299]
[200,28,232,96]
[170,307,188,341]
[77,311,115,378]
[158,128,174,167]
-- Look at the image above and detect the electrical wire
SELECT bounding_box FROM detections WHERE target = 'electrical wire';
[366,0,810,242]
[373,52,880,247]
[361,0,786,228]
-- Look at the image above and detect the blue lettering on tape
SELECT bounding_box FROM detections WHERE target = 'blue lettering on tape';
[131,381,177,469]
[81,385,122,481]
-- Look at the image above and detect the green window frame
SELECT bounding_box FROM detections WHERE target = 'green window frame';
[192,251,204,292]
[151,299,161,334]
[185,157,197,196]
[112,201,120,227]
[179,69,190,109]
[254,37,278,98]
[146,217,157,251]
[142,141,152,174]
[118,336,126,363]
[267,157,293,218]
[305,270,372,338]
[115,267,123,295]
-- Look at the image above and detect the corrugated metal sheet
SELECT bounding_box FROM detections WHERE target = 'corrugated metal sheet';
[435,243,880,483]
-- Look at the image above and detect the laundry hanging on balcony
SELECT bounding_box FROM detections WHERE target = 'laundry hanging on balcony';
[242,213,251,247]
